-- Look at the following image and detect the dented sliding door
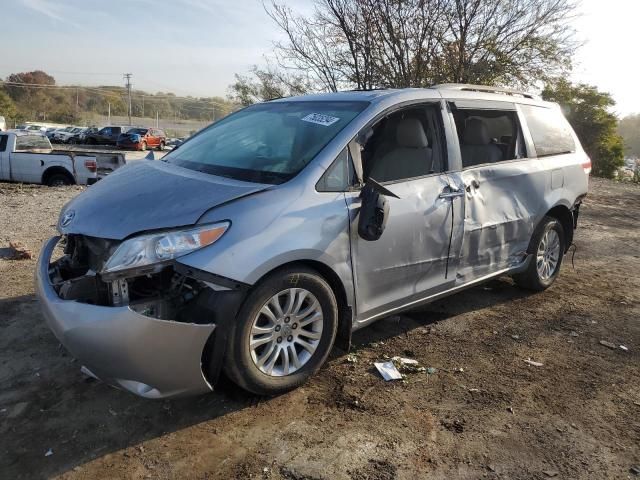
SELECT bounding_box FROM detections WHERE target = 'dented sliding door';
[446,100,545,282]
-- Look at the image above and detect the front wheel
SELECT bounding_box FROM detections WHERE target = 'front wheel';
[140,141,147,151]
[223,267,338,395]
[158,141,165,151]
[513,216,565,291]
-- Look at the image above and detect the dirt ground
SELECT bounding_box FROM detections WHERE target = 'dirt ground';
[1,178,638,479]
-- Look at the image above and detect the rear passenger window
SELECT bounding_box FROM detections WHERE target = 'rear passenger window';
[451,106,526,168]
[521,105,575,157]
[0,135,7,152]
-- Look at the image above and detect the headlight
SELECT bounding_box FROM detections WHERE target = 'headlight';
[102,222,229,275]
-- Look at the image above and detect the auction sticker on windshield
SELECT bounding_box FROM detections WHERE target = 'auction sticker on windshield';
[301,113,340,126]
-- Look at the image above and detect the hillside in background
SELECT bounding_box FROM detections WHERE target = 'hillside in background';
[0,70,238,132]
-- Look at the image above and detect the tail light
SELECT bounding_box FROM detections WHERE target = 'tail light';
[581,158,592,175]
[84,159,97,173]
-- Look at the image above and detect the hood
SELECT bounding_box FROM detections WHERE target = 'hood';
[59,160,269,240]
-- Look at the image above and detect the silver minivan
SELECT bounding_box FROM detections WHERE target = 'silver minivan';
[36,85,590,398]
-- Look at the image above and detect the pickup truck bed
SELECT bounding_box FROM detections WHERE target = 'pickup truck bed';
[0,132,125,186]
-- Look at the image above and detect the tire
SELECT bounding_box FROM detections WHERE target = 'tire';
[158,141,165,151]
[86,138,96,145]
[46,173,73,187]
[224,267,338,395]
[513,216,565,291]
[140,141,147,151]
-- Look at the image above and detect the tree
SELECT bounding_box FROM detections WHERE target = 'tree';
[0,90,18,122]
[228,65,311,106]
[618,114,640,158]
[542,80,624,178]
[4,70,56,101]
[264,0,578,91]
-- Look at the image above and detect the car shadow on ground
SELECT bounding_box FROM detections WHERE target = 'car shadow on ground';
[349,276,533,350]
[0,276,534,479]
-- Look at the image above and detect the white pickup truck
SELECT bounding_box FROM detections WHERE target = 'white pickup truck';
[0,131,125,186]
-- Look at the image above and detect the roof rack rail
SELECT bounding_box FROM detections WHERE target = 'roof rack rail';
[346,88,391,92]
[432,83,539,100]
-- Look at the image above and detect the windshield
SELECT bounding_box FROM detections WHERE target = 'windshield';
[163,101,368,184]
[128,128,148,135]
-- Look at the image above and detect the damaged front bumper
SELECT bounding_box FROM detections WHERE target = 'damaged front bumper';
[35,236,229,399]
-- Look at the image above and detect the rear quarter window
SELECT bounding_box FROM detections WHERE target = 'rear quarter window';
[0,135,8,152]
[521,105,576,157]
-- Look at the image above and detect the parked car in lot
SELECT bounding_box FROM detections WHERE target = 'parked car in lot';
[70,127,98,144]
[46,126,72,142]
[37,85,589,399]
[16,124,47,133]
[166,137,185,149]
[116,127,166,151]
[45,127,59,140]
[0,131,123,186]
[85,126,130,146]
[54,126,84,144]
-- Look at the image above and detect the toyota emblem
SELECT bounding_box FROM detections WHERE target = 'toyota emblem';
[61,210,75,228]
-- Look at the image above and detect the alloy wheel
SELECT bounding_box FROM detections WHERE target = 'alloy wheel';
[249,288,324,377]
[536,229,561,280]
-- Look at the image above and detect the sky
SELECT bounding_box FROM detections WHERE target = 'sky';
[0,0,637,116]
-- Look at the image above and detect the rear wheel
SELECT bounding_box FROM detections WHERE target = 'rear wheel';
[224,267,338,395]
[513,216,565,291]
[46,173,73,187]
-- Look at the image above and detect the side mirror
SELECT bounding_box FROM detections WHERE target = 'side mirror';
[357,178,399,241]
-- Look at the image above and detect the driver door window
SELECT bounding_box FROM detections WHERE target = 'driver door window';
[361,105,446,183]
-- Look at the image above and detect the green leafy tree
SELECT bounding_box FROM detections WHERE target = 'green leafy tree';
[542,80,625,179]
[618,114,640,158]
[0,90,18,123]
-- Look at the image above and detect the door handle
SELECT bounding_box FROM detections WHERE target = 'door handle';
[439,187,465,199]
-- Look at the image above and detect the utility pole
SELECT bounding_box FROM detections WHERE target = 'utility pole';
[156,111,159,128]
[123,73,133,125]
[108,102,111,124]
[75,88,79,114]
[142,95,145,118]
